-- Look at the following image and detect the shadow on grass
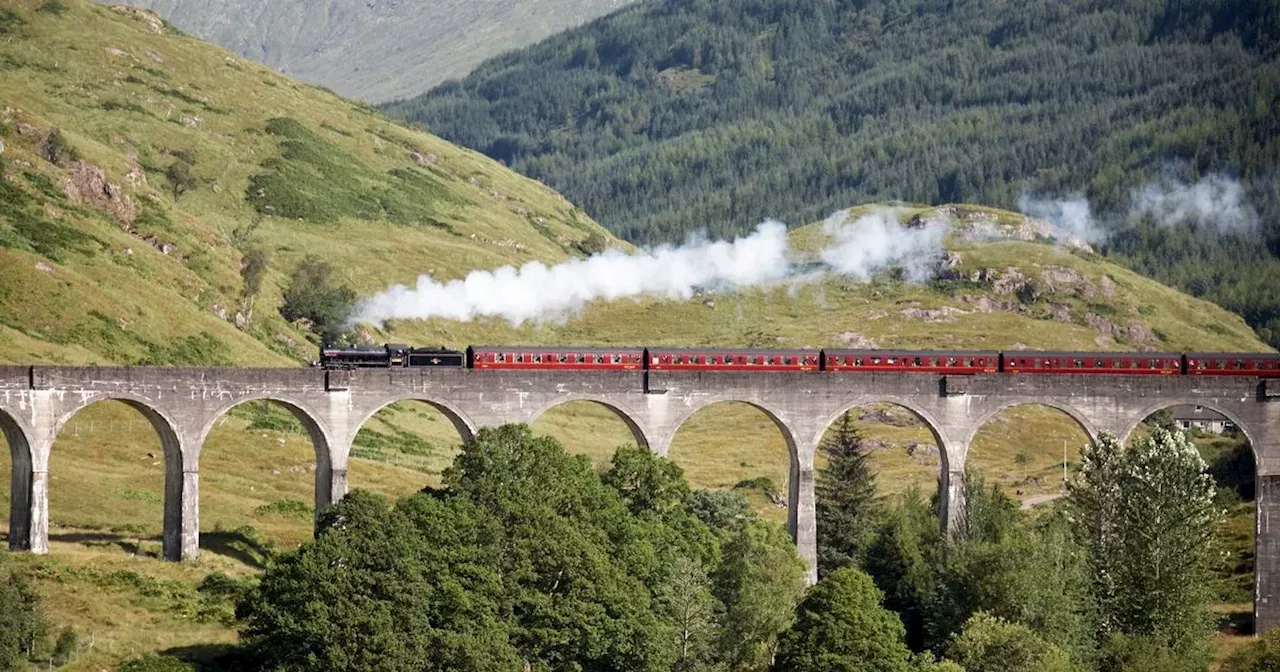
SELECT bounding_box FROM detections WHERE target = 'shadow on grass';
[1219,608,1255,637]
[200,529,275,570]
[159,643,251,670]
[47,531,163,558]
[46,528,276,569]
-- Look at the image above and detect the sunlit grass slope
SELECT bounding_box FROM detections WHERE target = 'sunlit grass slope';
[0,0,615,367]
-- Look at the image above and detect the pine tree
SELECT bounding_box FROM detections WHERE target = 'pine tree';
[816,412,880,575]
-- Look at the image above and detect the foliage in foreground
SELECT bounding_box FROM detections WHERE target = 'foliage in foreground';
[0,556,47,670]
[236,429,807,672]
[773,567,914,672]
[813,425,1226,671]
[1070,427,1221,667]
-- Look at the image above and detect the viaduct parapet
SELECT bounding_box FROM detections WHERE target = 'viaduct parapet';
[1,366,1278,628]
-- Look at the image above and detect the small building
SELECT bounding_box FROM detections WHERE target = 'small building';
[1170,405,1234,434]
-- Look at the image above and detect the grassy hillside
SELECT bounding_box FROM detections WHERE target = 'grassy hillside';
[0,0,615,366]
[104,0,639,102]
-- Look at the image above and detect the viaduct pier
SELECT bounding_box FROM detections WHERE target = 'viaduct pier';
[2,366,1278,628]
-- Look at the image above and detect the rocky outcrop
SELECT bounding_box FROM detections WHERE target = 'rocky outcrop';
[63,161,137,226]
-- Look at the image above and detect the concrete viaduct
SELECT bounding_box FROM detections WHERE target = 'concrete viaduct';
[2,366,1279,628]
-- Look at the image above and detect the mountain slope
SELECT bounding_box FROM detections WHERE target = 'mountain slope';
[383,0,1280,344]
[0,0,615,366]
[100,0,638,102]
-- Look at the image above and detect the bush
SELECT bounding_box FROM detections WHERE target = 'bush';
[166,160,199,200]
[41,128,77,166]
[1222,627,1280,671]
[0,561,46,669]
[280,255,356,339]
[945,612,1073,672]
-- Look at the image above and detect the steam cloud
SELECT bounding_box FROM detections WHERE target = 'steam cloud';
[1018,174,1257,243]
[821,210,948,282]
[1016,193,1104,244]
[355,209,947,325]
[1130,174,1258,233]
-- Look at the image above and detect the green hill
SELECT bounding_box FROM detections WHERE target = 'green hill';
[383,0,1280,347]
[0,0,614,366]
[103,0,639,102]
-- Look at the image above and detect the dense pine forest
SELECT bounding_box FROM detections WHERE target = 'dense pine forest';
[383,0,1280,345]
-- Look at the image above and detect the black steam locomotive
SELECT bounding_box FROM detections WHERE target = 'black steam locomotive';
[317,344,465,369]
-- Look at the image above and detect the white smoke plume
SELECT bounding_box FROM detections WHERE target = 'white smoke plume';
[1017,193,1105,244]
[1130,174,1258,233]
[356,209,949,326]
[820,210,947,281]
[357,221,793,325]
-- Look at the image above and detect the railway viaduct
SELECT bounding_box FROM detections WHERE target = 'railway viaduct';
[2,366,1279,627]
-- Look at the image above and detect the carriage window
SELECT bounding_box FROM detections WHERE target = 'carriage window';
[532,354,541,363]
[964,358,974,367]
[914,357,922,366]
[871,357,882,365]
[1113,360,1123,369]
[783,356,793,365]
[887,357,897,365]
[576,354,585,363]
[947,357,957,366]
[494,353,504,363]
[854,358,863,366]
[1073,359,1083,367]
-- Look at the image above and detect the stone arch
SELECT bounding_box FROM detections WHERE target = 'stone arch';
[350,396,477,450]
[529,396,650,451]
[1122,400,1259,462]
[199,395,333,465]
[962,400,1100,459]
[51,395,188,558]
[1,408,33,551]
[666,398,800,464]
[197,394,345,555]
[818,397,953,472]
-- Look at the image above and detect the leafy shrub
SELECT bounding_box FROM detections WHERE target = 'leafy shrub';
[1222,627,1280,672]
[41,128,78,166]
[0,9,24,35]
[254,499,312,520]
[945,612,1073,672]
[37,1,69,15]
[0,560,46,669]
[166,160,199,200]
[280,255,355,339]
[241,246,270,298]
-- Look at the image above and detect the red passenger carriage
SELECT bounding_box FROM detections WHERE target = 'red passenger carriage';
[1186,353,1280,377]
[466,345,644,370]
[647,348,820,372]
[823,350,999,374]
[1003,352,1181,375]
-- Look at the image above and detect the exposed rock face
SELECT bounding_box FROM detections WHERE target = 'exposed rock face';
[108,5,166,34]
[1086,312,1159,351]
[834,332,877,348]
[901,306,968,323]
[63,161,137,226]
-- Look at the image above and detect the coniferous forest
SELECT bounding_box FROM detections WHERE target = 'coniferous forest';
[383,0,1280,344]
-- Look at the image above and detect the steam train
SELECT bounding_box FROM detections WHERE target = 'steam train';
[317,344,1280,377]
